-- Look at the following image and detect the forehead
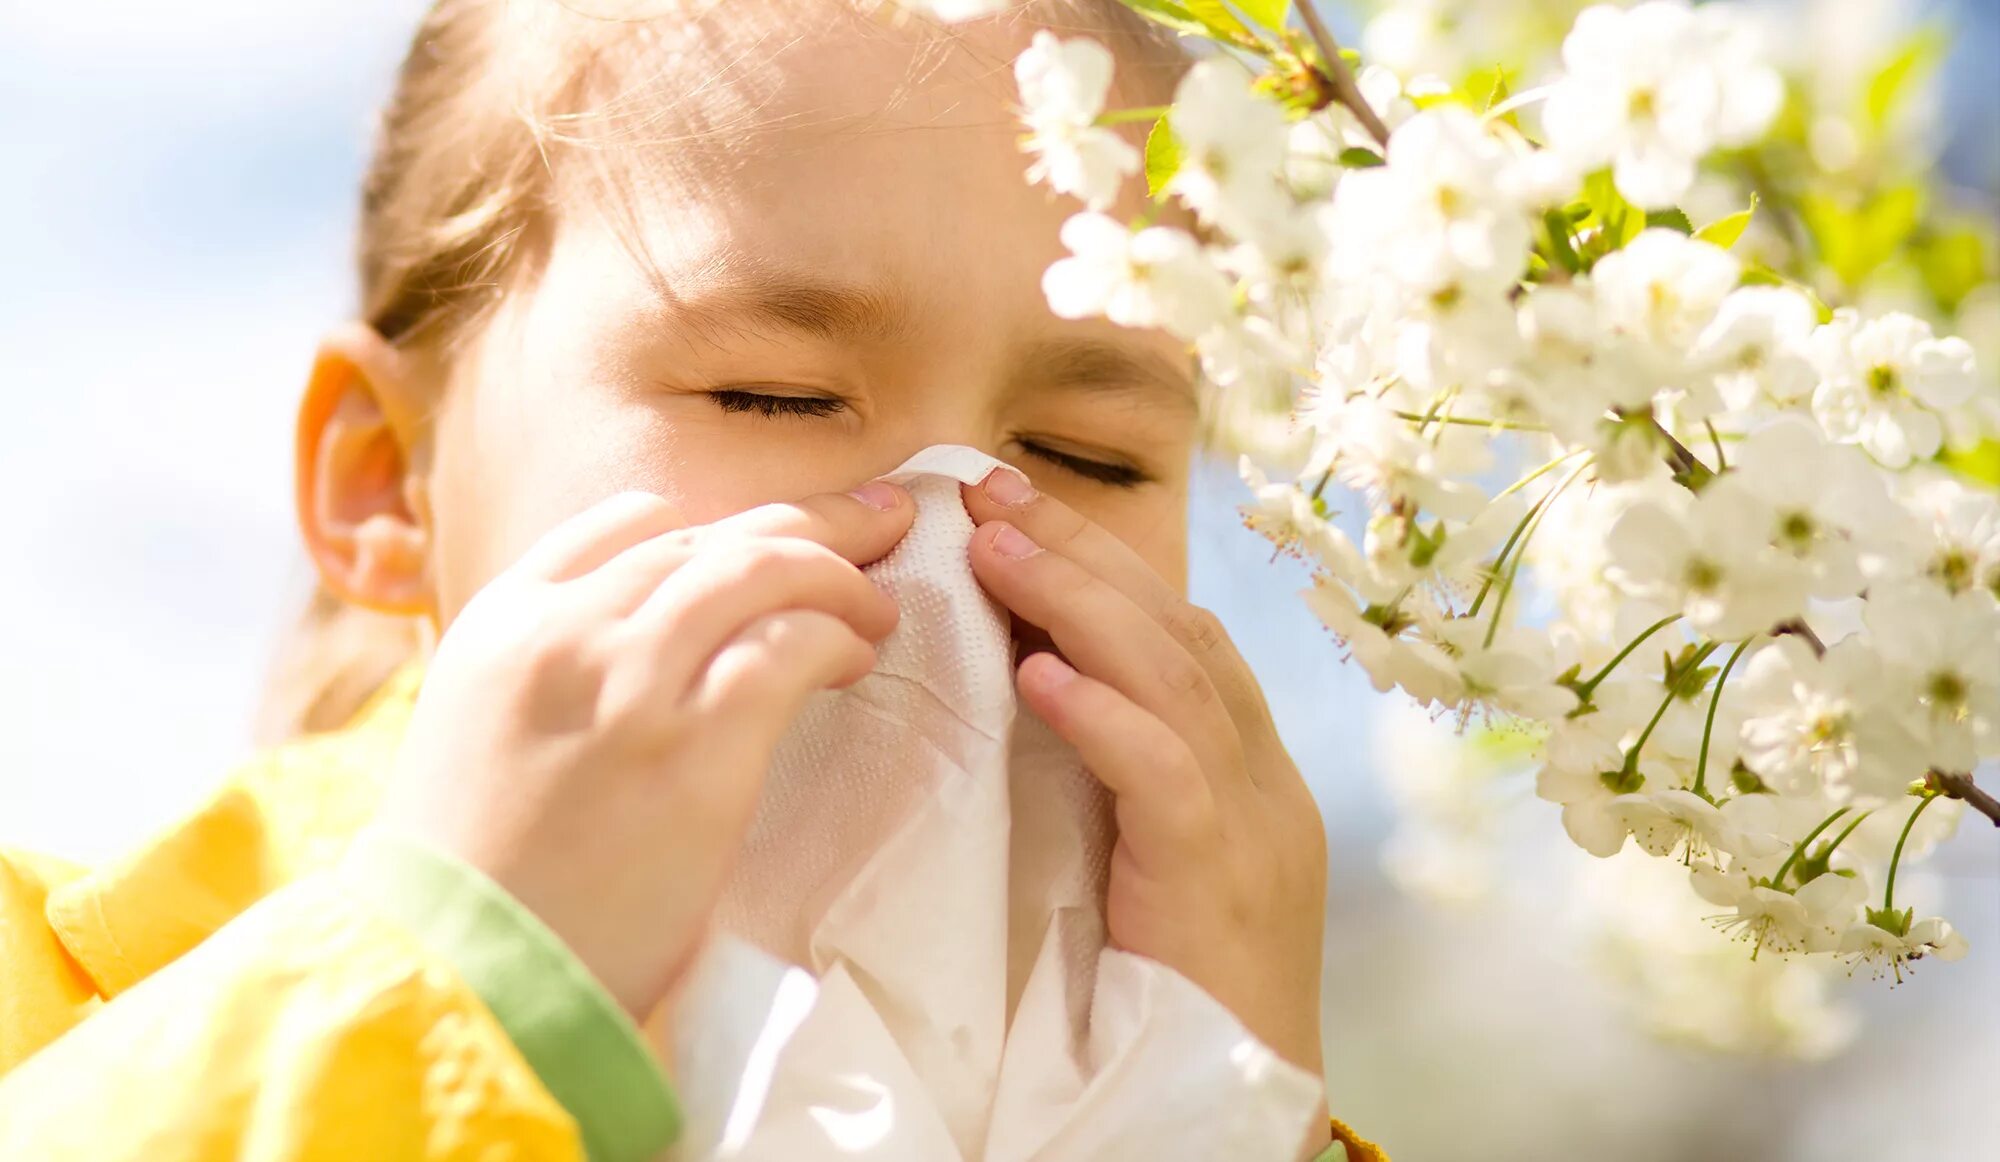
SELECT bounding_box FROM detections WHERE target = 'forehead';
[526,4,1194,402]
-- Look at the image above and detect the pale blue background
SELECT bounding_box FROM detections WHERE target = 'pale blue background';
[1,2,1993,1159]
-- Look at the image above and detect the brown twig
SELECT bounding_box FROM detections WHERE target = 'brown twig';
[1927,770,2000,827]
[1298,1,1389,148]
[1646,416,1717,488]
[1772,617,1826,657]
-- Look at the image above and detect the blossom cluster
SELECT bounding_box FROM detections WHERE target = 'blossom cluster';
[995,0,1999,988]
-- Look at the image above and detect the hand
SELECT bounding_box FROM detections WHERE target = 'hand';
[959,471,1331,1080]
[377,482,914,1020]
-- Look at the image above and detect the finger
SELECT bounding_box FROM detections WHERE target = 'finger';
[1016,650,1220,858]
[687,609,877,795]
[571,482,915,613]
[572,478,916,612]
[511,490,685,583]
[612,537,898,696]
[969,519,1244,781]
[695,482,914,568]
[959,473,1266,716]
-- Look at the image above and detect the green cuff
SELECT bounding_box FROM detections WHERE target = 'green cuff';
[1314,1142,1351,1162]
[338,827,681,1162]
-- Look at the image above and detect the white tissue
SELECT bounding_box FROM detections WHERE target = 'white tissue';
[650,445,1324,1161]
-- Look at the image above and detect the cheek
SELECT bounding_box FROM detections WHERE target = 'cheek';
[1068,488,1189,597]
[1137,520,1190,598]
[423,376,676,622]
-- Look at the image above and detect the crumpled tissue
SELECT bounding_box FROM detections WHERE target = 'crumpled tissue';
[645,444,1324,1161]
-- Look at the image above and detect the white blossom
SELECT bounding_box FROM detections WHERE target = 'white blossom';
[1302,579,1462,706]
[1610,787,1744,863]
[1236,455,1360,572]
[1864,582,2000,769]
[1164,59,1292,238]
[1331,106,1533,296]
[1840,912,1968,981]
[1536,759,1643,857]
[1196,312,1301,395]
[1694,3,1786,147]
[1694,286,1822,410]
[1303,391,1492,520]
[1542,1,1780,208]
[1693,863,1864,957]
[1436,619,1582,723]
[1723,417,1901,599]
[1735,635,1925,801]
[1041,212,1233,339]
[1810,310,1980,468]
[1605,487,1810,639]
[1013,32,1139,210]
[1900,475,2000,598]
[1591,230,1742,396]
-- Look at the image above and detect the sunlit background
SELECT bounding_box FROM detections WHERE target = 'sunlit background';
[1,2,1994,1159]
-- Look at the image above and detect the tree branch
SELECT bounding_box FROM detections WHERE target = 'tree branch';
[1927,769,2000,827]
[1298,1,1389,148]
[1649,416,1716,489]
[1772,617,1826,657]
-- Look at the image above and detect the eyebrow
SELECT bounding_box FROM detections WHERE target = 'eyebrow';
[1013,334,1200,417]
[661,255,922,348]
[655,258,1200,415]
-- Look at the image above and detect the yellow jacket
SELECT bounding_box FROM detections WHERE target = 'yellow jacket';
[0,659,1385,1162]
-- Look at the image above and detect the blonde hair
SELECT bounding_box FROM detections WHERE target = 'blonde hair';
[256,0,1192,744]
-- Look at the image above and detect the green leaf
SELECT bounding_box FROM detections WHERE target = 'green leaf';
[1233,0,1291,33]
[1541,209,1583,274]
[1462,65,1520,127]
[1865,26,1947,132]
[1578,169,1643,265]
[1802,184,1922,288]
[1913,222,1993,313]
[1408,521,1450,569]
[1730,764,1771,795]
[1144,115,1182,200]
[1693,194,1758,250]
[1939,439,2000,488]
[1585,170,1639,240]
[1115,0,1212,40]
[1661,643,1719,699]
[1338,146,1385,168]
[1180,0,1260,46]
[1644,208,1694,235]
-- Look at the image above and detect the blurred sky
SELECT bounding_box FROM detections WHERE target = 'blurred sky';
[1,3,1995,1160]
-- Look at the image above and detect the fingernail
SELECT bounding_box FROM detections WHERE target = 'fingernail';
[982,467,1037,508]
[1033,652,1076,689]
[847,481,899,511]
[991,521,1040,558]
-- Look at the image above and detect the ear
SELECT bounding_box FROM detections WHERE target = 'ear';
[295,322,435,618]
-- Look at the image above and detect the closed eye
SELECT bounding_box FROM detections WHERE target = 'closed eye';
[707,391,1149,488]
[708,389,846,419]
[1018,441,1149,488]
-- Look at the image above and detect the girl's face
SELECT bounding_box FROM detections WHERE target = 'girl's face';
[332,14,1196,628]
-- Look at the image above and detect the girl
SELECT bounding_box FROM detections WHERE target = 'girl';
[0,2,1382,1159]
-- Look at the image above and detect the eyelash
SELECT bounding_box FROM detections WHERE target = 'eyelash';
[706,390,1149,488]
